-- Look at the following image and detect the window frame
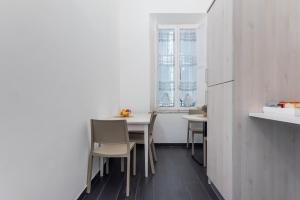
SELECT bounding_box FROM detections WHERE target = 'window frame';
[154,24,201,111]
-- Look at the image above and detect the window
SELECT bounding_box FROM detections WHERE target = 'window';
[156,25,200,110]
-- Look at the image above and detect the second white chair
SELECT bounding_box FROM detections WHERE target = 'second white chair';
[129,111,158,174]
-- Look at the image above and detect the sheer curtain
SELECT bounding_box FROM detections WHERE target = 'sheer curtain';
[179,29,198,107]
[158,29,175,107]
[157,27,199,108]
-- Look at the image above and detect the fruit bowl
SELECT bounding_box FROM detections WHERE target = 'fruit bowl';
[118,108,132,117]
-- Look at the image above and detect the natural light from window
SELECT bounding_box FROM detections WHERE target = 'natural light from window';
[157,25,200,109]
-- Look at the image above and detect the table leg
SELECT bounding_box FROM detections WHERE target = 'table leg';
[204,137,207,167]
[144,124,149,177]
[186,122,190,149]
[191,121,207,167]
[204,122,207,167]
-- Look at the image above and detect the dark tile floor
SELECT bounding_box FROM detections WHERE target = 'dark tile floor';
[80,145,218,200]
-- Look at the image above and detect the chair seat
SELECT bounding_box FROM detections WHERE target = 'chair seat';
[93,142,135,157]
[129,133,153,144]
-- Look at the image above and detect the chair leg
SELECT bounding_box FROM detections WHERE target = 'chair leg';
[121,157,124,173]
[126,156,131,197]
[149,144,155,174]
[86,153,93,193]
[192,132,195,156]
[100,157,104,177]
[133,145,136,176]
[151,142,158,162]
[105,158,109,174]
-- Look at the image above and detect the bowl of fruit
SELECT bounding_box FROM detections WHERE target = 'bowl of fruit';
[119,108,132,117]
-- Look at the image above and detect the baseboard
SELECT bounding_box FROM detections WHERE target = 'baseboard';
[156,143,186,146]
[77,171,100,200]
[156,143,203,147]
[209,181,225,200]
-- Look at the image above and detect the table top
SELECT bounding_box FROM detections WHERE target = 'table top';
[182,114,207,122]
[106,113,151,125]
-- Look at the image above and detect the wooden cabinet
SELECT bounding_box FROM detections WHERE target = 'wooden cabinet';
[207,0,234,199]
[207,82,233,200]
[207,0,300,200]
[207,0,224,86]
[207,0,233,86]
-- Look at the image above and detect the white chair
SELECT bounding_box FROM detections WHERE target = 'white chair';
[129,112,158,174]
[86,120,136,197]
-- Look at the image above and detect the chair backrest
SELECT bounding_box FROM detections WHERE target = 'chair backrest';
[149,112,157,134]
[90,120,129,145]
[188,108,202,115]
[188,108,204,129]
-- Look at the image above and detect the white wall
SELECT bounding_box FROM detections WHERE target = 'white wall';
[119,0,211,143]
[0,0,119,199]
[119,0,212,112]
[153,113,198,143]
[0,1,212,199]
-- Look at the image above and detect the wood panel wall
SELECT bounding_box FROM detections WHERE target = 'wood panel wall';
[233,0,300,199]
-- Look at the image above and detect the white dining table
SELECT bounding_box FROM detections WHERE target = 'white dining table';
[182,114,207,122]
[107,113,151,177]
